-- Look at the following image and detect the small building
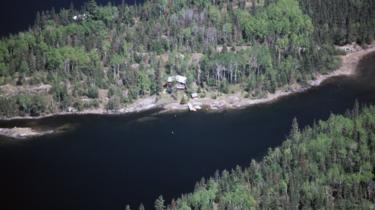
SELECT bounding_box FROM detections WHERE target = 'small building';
[175,75,187,90]
[166,75,187,91]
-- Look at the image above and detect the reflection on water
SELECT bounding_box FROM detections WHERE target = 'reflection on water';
[0,52,374,210]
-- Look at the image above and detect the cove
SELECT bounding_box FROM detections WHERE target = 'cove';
[0,52,375,210]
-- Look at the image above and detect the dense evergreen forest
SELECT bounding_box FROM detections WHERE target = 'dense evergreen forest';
[0,0,374,117]
[299,0,375,45]
[145,104,375,210]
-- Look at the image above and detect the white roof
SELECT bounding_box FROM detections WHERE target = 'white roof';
[167,75,187,84]
[175,75,187,84]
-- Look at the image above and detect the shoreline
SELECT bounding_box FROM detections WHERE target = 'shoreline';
[0,127,54,139]
[1,42,375,139]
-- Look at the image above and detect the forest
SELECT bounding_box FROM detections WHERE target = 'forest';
[0,0,373,117]
[143,103,375,210]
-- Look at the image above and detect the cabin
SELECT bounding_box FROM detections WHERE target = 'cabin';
[175,75,187,90]
[166,75,187,92]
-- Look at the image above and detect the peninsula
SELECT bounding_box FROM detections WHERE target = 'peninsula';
[1,0,374,121]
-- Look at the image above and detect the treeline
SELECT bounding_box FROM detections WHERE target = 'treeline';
[0,94,53,117]
[299,0,375,45]
[143,104,375,210]
[0,0,373,117]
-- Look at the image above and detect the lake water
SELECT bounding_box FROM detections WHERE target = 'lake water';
[0,52,375,210]
[0,0,143,37]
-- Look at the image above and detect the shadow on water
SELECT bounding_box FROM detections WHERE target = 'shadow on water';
[0,52,375,210]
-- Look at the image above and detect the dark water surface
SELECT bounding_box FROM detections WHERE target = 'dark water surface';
[0,0,143,37]
[0,53,375,210]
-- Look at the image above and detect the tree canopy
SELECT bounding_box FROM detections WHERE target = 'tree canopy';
[151,105,375,210]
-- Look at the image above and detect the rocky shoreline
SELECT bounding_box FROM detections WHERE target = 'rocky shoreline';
[0,127,54,139]
[1,42,374,139]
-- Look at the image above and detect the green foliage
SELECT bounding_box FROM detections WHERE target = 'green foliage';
[154,195,166,210]
[0,97,17,117]
[16,94,48,116]
[164,105,375,209]
[87,85,99,99]
[51,81,70,109]
[137,70,152,96]
[219,80,229,93]
[208,5,221,27]
[0,94,51,117]
[85,0,98,17]
[299,0,375,44]
[96,6,119,24]
[180,95,188,105]
[107,96,121,111]
[0,0,372,117]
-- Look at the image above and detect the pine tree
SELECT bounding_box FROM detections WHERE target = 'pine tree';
[154,61,162,95]
[290,117,301,141]
[138,203,145,210]
[85,0,98,17]
[34,11,41,28]
[154,195,166,210]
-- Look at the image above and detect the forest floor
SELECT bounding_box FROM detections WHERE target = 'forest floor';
[1,42,375,139]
